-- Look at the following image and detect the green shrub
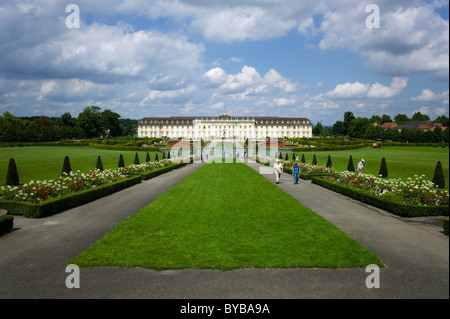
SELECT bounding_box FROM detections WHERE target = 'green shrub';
[443,218,448,235]
[134,152,140,165]
[326,155,333,168]
[146,152,151,162]
[96,156,104,171]
[6,158,20,186]
[0,215,14,235]
[301,154,305,163]
[155,153,159,161]
[347,155,355,172]
[312,154,317,165]
[378,157,388,178]
[61,156,72,176]
[118,154,125,168]
[433,161,445,188]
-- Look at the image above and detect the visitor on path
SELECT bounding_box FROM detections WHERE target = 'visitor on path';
[357,159,366,174]
[292,162,300,184]
[273,160,283,184]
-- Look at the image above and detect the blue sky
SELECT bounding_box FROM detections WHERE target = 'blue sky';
[0,0,448,125]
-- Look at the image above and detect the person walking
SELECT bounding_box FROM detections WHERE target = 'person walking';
[357,159,366,174]
[273,160,283,184]
[292,162,300,184]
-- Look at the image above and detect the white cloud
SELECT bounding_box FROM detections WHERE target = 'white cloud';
[326,77,408,99]
[411,89,449,102]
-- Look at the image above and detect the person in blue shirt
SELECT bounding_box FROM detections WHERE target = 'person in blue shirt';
[292,162,300,184]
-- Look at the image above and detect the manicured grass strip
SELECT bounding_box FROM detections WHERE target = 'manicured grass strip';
[71,162,383,270]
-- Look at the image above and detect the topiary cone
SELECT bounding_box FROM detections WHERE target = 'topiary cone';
[432,161,445,188]
[378,157,388,178]
[62,156,72,176]
[6,158,19,186]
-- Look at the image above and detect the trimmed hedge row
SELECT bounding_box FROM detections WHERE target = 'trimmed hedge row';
[311,176,449,217]
[89,143,160,152]
[0,215,14,235]
[292,143,371,152]
[0,162,190,218]
[443,218,449,235]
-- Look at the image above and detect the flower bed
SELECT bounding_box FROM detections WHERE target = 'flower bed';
[312,172,449,217]
[0,159,187,218]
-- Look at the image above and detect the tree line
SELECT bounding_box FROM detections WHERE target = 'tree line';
[313,111,449,143]
[0,106,138,142]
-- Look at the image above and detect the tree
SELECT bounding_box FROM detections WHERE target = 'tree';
[155,153,159,162]
[134,152,140,165]
[77,106,103,138]
[394,114,410,125]
[291,153,296,161]
[347,155,355,172]
[301,154,305,163]
[331,120,346,136]
[411,112,430,121]
[432,161,445,188]
[343,111,355,135]
[62,156,72,175]
[380,114,392,124]
[96,156,104,171]
[101,109,122,137]
[378,157,388,178]
[326,155,333,168]
[6,158,19,186]
[146,152,151,162]
[118,154,125,168]
[312,121,324,136]
[434,115,449,127]
[348,117,371,138]
[312,154,317,165]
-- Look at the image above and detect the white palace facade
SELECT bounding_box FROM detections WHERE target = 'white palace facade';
[137,113,312,140]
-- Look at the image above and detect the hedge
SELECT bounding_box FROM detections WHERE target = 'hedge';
[311,176,449,217]
[139,162,187,180]
[89,143,160,152]
[443,218,449,235]
[0,215,14,235]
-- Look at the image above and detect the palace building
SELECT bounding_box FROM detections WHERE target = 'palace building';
[137,112,312,140]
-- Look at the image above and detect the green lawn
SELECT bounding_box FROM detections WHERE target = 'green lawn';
[290,146,449,190]
[70,162,383,270]
[0,146,160,186]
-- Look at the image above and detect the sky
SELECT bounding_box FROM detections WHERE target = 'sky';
[0,0,448,126]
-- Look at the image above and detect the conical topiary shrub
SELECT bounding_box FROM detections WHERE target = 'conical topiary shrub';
[312,154,317,165]
[162,152,166,160]
[292,153,296,161]
[155,153,159,162]
[146,152,151,163]
[118,154,125,168]
[432,161,445,188]
[301,154,305,163]
[134,152,140,165]
[96,156,104,171]
[378,157,388,178]
[62,156,72,176]
[347,155,355,172]
[326,155,333,168]
[6,158,19,186]
[285,153,289,160]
